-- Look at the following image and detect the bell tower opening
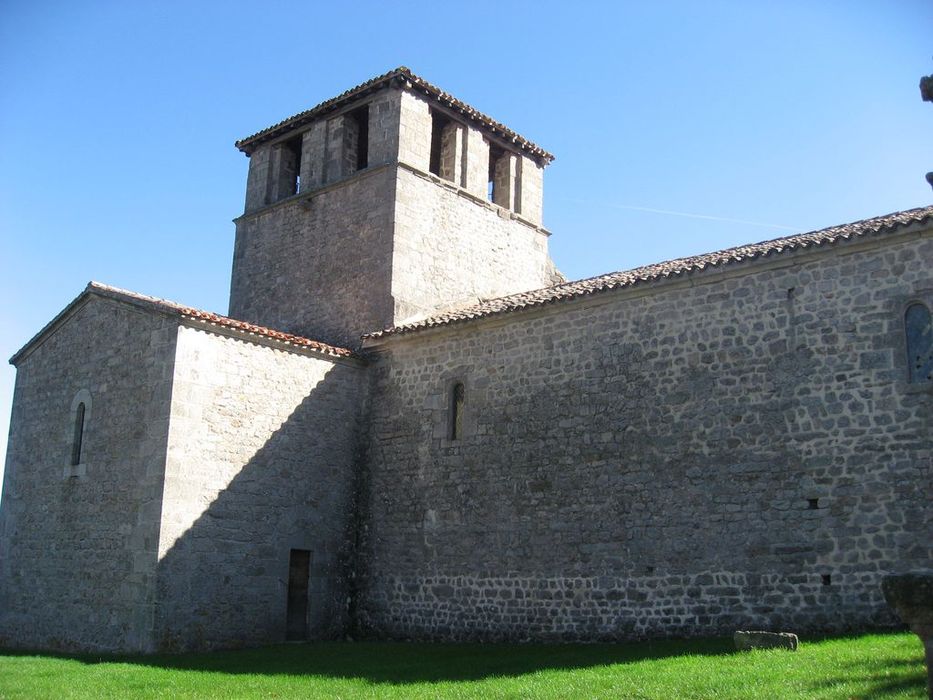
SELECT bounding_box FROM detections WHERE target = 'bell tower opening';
[279,134,303,198]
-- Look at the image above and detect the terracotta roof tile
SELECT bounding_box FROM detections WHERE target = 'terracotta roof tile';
[235,67,554,164]
[363,205,933,342]
[88,283,357,358]
[10,283,357,365]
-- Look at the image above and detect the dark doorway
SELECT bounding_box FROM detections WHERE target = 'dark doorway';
[286,549,311,641]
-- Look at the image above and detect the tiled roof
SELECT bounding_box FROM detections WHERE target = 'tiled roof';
[89,283,358,357]
[235,67,554,164]
[11,282,357,365]
[363,205,933,342]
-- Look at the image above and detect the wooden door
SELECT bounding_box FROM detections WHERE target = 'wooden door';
[286,549,310,641]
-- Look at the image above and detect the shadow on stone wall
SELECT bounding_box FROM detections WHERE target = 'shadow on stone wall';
[152,363,364,652]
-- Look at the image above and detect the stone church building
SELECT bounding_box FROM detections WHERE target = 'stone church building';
[1,68,931,653]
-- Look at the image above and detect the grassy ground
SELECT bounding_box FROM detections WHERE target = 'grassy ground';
[0,632,926,699]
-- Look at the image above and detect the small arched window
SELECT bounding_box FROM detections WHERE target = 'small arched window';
[449,382,465,440]
[905,303,933,384]
[71,402,86,466]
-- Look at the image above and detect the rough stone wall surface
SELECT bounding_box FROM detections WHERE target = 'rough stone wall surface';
[397,89,433,174]
[244,144,273,212]
[362,88,402,170]
[155,326,366,651]
[492,152,516,210]
[298,122,324,191]
[342,114,360,177]
[229,166,397,348]
[391,166,554,325]
[519,155,544,226]
[439,121,465,186]
[324,115,347,184]
[359,231,933,641]
[463,125,490,202]
[0,298,177,652]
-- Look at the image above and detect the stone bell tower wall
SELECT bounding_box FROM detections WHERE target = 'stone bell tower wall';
[229,82,558,347]
[229,166,398,349]
[229,88,403,348]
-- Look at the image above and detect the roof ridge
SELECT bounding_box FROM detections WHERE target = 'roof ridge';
[363,205,933,341]
[234,67,554,163]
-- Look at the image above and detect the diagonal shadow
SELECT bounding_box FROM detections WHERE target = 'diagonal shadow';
[803,670,925,699]
[789,634,926,699]
[152,346,367,652]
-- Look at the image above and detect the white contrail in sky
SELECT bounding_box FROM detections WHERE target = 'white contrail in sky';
[563,199,803,232]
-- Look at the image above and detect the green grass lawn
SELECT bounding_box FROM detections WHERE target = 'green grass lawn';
[0,632,926,699]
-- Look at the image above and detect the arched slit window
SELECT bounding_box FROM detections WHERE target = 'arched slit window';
[449,382,465,441]
[71,402,86,466]
[906,303,933,384]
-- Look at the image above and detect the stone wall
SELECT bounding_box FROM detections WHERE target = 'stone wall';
[154,326,366,651]
[229,166,398,348]
[359,229,933,641]
[0,297,177,652]
[391,166,558,325]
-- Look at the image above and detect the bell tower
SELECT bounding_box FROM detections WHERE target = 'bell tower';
[229,68,560,348]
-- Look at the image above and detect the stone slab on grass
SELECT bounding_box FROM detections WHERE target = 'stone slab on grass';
[734,630,799,651]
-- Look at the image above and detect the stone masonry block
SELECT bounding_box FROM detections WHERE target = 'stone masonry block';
[734,631,800,651]
[463,126,490,198]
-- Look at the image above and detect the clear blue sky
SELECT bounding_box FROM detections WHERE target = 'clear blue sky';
[1,0,931,474]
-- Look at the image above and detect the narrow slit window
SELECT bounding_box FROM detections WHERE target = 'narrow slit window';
[450,382,465,441]
[71,402,86,466]
[905,303,933,384]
